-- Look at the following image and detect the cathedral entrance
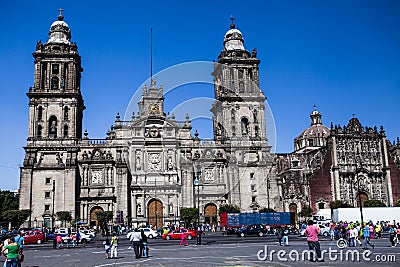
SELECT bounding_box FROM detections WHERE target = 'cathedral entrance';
[148,199,163,228]
[356,192,369,207]
[204,203,217,226]
[289,203,298,223]
[90,207,104,228]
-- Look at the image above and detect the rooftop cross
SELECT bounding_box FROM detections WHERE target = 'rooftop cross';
[230,16,235,29]
[58,8,64,21]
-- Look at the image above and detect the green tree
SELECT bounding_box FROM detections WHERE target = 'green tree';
[298,206,313,218]
[0,190,19,215]
[2,209,31,229]
[180,207,198,226]
[396,199,400,207]
[218,204,240,214]
[363,199,386,207]
[329,200,352,209]
[95,211,113,225]
[56,211,72,227]
[259,207,276,212]
[95,211,113,236]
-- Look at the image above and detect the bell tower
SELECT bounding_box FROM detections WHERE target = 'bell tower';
[210,18,276,212]
[212,17,267,146]
[20,9,84,228]
[27,8,85,142]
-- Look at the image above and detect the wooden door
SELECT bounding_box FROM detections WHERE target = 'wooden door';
[148,199,163,228]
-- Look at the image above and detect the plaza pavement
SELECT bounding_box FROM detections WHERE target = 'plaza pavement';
[19,232,400,267]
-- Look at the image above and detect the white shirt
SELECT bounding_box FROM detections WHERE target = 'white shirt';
[130,231,142,242]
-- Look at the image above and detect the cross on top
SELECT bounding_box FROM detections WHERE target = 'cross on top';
[230,16,235,29]
[58,8,64,21]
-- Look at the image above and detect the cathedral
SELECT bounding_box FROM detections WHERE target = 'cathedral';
[19,11,400,229]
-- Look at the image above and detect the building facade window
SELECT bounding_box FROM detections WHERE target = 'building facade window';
[44,205,50,211]
[45,178,51,184]
[52,64,59,74]
[318,202,325,209]
[45,192,51,198]
[250,173,255,180]
[51,76,59,89]
[38,106,43,120]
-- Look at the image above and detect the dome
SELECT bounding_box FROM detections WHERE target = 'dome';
[294,106,329,152]
[47,9,71,44]
[223,19,245,51]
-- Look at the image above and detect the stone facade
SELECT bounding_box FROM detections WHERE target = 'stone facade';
[19,13,278,228]
[276,108,400,217]
[19,12,400,228]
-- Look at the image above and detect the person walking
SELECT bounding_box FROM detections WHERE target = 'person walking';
[130,228,142,259]
[179,229,189,247]
[281,227,289,246]
[110,233,118,259]
[388,225,396,247]
[305,220,324,262]
[56,234,63,249]
[140,229,148,258]
[362,223,374,250]
[13,232,24,253]
[348,226,356,247]
[1,237,20,267]
[103,238,111,259]
[276,226,283,246]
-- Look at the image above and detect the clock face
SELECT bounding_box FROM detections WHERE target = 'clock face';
[150,104,159,114]
[91,170,102,184]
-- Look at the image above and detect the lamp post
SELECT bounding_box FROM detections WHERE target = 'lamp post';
[195,168,201,245]
[355,165,364,224]
[52,180,55,231]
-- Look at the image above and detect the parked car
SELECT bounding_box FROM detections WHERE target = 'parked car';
[80,229,96,238]
[23,230,45,244]
[127,228,159,239]
[162,229,197,240]
[236,225,267,237]
[299,225,330,237]
[318,224,330,237]
[62,231,92,243]
[139,227,159,239]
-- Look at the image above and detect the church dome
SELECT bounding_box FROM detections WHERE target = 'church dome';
[47,9,71,44]
[223,18,245,51]
[294,106,329,152]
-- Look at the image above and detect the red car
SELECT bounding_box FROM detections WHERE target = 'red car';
[162,229,197,240]
[23,230,45,244]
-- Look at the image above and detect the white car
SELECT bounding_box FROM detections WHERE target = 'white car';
[62,231,92,243]
[127,228,159,239]
[81,229,96,238]
[299,225,330,237]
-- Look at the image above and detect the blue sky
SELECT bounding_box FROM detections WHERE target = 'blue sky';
[0,0,399,191]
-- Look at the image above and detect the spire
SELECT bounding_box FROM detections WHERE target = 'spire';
[58,8,64,21]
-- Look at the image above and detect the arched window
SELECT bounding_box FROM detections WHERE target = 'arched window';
[231,109,235,121]
[232,126,236,136]
[37,125,42,137]
[63,125,68,138]
[241,117,249,136]
[48,115,57,138]
[38,106,43,120]
[64,107,69,120]
[51,77,59,90]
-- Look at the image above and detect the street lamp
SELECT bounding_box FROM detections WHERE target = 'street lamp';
[195,168,201,245]
[52,180,56,231]
[355,164,364,224]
